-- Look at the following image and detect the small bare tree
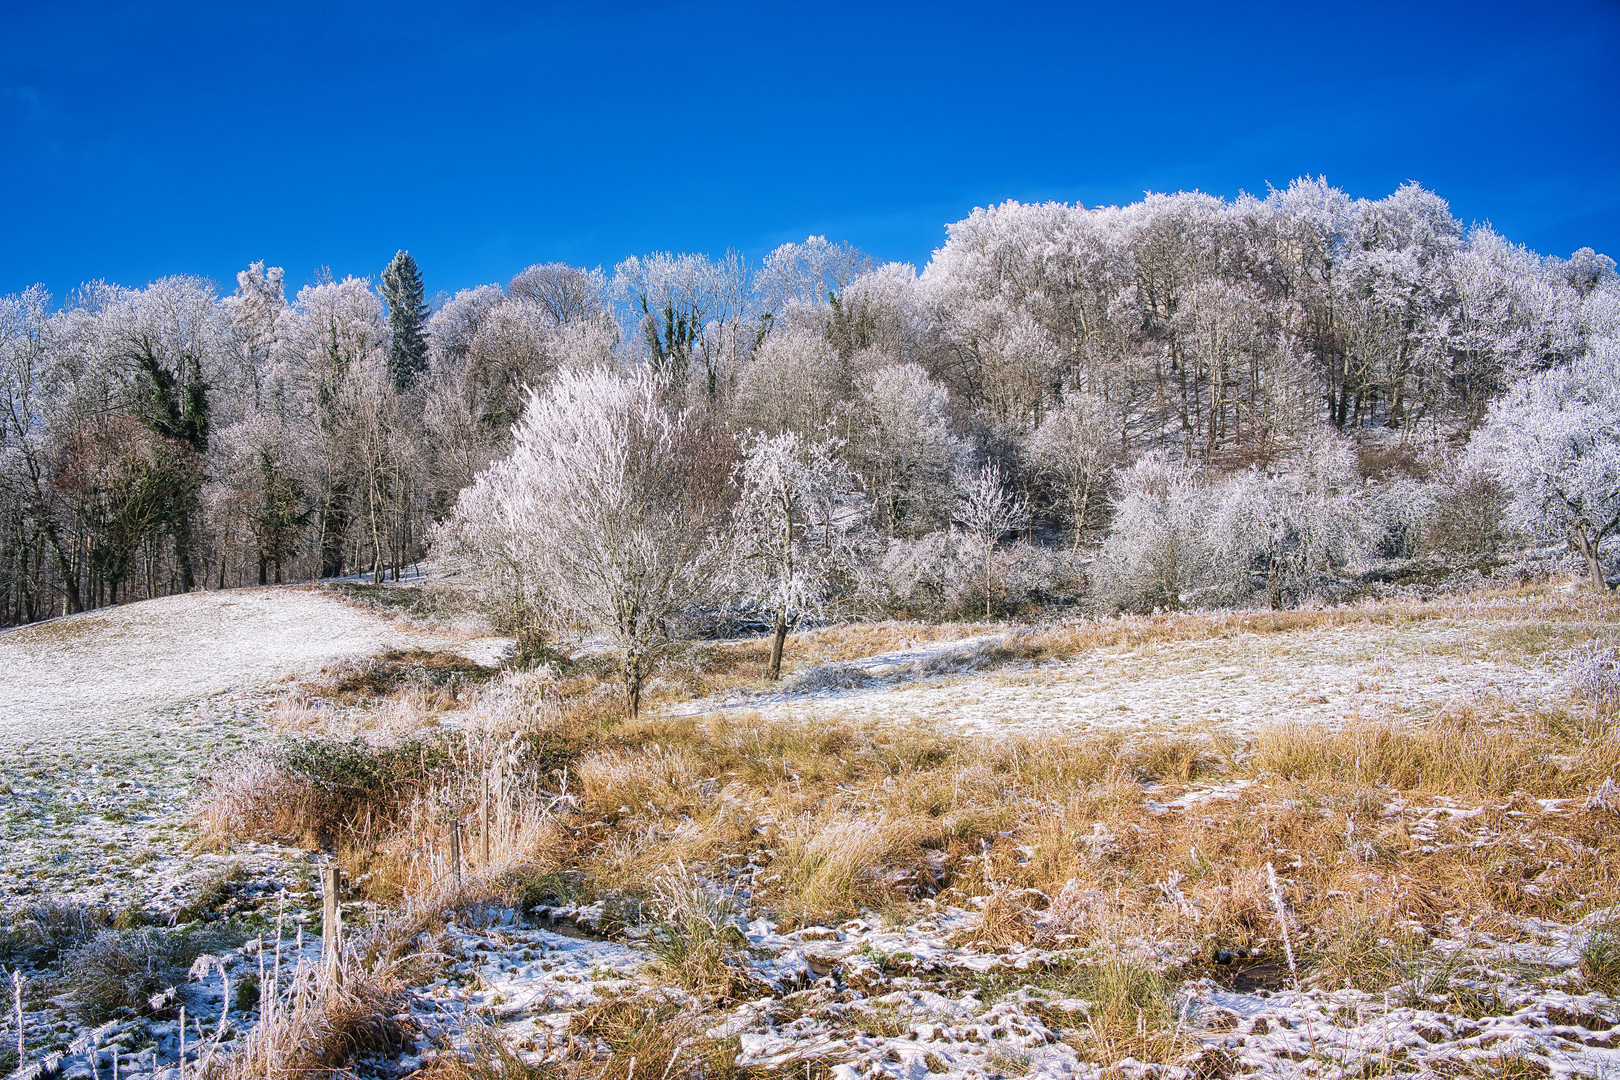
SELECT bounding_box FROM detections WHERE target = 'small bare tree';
[731,432,858,678]
[953,461,1029,619]
[1027,390,1119,548]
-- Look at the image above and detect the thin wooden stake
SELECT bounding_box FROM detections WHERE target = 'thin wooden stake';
[450,823,462,888]
[11,969,24,1070]
[480,766,490,867]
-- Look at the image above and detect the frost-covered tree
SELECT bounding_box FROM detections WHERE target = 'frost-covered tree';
[101,276,232,593]
[223,261,285,401]
[272,275,391,577]
[731,432,858,677]
[848,362,966,538]
[507,263,608,326]
[380,250,429,390]
[731,325,843,439]
[442,370,731,715]
[1472,340,1620,588]
[953,461,1029,618]
[613,251,752,401]
[1027,390,1119,546]
[209,411,307,584]
[2,286,85,615]
[755,236,873,314]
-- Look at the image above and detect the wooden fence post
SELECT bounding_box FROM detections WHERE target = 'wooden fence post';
[321,865,342,974]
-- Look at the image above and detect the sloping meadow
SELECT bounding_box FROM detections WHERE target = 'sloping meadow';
[15,583,1620,1080]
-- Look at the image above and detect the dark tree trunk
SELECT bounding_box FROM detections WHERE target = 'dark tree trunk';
[769,613,788,680]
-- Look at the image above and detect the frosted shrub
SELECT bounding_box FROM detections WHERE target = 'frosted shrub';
[878,530,965,616]
[995,542,1088,612]
[1027,390,1120,545]
[1422,463,1509,562]
[1093,452,1209,612]
[1208,432,1374,607]
[1366,476,1438,560]
[1562,641,1620,720]
[952,461,1029,618]
[879,532,1086,618]
[1098,434,1375,612]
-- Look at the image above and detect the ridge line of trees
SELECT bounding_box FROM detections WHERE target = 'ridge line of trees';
[4,180,1618,640]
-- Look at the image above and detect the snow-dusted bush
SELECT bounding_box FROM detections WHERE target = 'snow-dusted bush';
[429,462,548,647]
[1365,476,1437,560]
[1421,462,1509,562]
[952,461,1029,619]
[994,541,1089,612]
[1092,452,1209,612]
[1206,431,1374,607]
[878,530,964,616]
[1561,641,1620,720]
[1027,390,1119,545]
[1095,433,1377,612]
[877,529,1085,618]
[849,362,968,537]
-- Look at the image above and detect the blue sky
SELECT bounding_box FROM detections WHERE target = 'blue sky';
[2,1,1617,301]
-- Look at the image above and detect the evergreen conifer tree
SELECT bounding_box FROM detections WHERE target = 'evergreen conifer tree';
[380,249,429,390]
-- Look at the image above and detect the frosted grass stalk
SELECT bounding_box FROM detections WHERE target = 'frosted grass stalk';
[10,969,23,1068]
[1265,862,1299,990]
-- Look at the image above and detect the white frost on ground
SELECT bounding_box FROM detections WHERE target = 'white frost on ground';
[6,592,1618,1080]
[0,586,506,752]
[706,620,1562,739]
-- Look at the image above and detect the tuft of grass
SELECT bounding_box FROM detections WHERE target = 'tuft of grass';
[1063,952,1187,1065]
[425,1001,740,1080]
[774,812,925,926]
[201,734,463,852]
[642,866,759,1002]
[204,960,414,1080]
[1579,920,1620,993]
[62,923,249,1023]
[1250,717,1570,796]
[311,648,500,704]
[0,900,108,968]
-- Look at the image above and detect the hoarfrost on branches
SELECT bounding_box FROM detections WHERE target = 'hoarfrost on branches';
[442,369,730,715]
[1472,338,1620,588]
[730,431,861,677]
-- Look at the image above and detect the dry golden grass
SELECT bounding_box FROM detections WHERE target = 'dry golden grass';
[197,580,1620,1073]
[202,958,413,1080]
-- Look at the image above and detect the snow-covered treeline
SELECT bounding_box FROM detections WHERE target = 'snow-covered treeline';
[3,179,1618,631]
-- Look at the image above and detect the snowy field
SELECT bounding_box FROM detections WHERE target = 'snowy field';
[687,605,1570,738]
[0,585,504,753]
[4,586,1618,1080]
[0,585,512,1030]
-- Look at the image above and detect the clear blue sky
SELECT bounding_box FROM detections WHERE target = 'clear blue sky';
[3,1,1617,301]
